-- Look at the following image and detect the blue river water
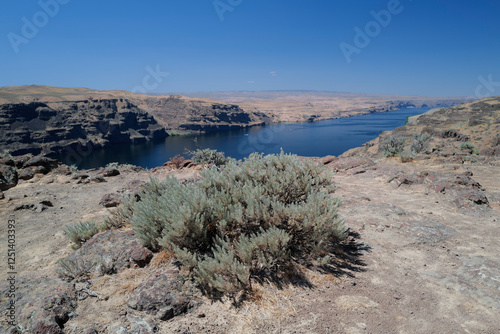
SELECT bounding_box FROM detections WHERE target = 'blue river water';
[58,107,429,169]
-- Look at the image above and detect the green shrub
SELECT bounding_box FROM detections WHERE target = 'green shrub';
[190,149,229,167]
[127,151,346,296]
[410,133,433,153]
[0,149,12,159]
[460,141,475,151]
[105,162,137,169]
[65,221,100,249]
[101,194,137,230]
[382,135,405,157]
[399,149,415,163]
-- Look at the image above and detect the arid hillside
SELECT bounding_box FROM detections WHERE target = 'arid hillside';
[0,97,499,333]
[183,91,471,123]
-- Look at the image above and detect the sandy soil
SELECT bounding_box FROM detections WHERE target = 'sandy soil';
[1,156,499,333]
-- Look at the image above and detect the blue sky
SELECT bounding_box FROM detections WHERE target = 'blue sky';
[0,0,499,97]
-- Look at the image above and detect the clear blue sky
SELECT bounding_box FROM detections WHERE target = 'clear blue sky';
[1,0,499,97]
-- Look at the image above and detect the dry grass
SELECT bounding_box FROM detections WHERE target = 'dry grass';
[230,281,298,333]
[149,250,175,269]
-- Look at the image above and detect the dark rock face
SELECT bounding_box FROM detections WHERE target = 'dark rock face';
[102,168,120,177]
[0,99,168,157]
[0,273,77,334]
[128,267,192,320]
[142,95,269,132]
[58,230,153,279]
[0,164,17,190]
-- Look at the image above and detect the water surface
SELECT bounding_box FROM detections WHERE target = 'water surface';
[58,108,429,169]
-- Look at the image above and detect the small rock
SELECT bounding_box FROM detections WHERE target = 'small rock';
[83,329,98,334]
[0,191,4,200]
[99,193,122,207]
[322,155,337,165]
[127,314,158,334]
[90,175,107,183]
[14,203,35,211]
[103,168,120,177]
[40,200,54,207]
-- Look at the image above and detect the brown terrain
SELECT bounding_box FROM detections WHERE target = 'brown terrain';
[183,91,470,123]
[1,97,499,334]
[0,86,467,158]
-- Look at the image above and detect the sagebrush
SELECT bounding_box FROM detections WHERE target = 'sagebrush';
[190,148,230,167]
[382,135,405,157]
[127,151,346,296]
[65,221,100,249]
[410,133,433,153]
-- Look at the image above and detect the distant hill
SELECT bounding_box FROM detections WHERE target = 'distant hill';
[342,96,500,158]
[182,91,472,123]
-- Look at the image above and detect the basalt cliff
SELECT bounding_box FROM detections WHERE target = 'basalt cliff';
[0,86,270,156]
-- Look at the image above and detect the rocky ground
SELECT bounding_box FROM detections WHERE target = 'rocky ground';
[0,152,499,333]
[0,98,499,333]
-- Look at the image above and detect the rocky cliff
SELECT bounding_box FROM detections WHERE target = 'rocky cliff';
[0,86,271,156]
[0,98,168,156]
[342,96,500,158]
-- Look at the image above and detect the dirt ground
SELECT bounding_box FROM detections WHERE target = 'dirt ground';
[1,156,499,333]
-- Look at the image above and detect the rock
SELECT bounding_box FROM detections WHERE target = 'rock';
[58,230,153,279]
[13,154,34,168]
[103,168,120,177]
[23,156,60,171]
[322,155,337,165]
[14,200,53,212]
[0,164,18,191]
[51,164,73,175]
[127,314,158,333]
[83,330,98,334]
[454,190,489,208]
[90,175,106,183]
[328,157,375,172]
[0,191,4,200]
[14,203,35,211]
[0,157,15,166]
[18,166,47,180]
[480,145,500,156]
[99,193,122,207]
[0,273,77,334]
[128,267,192,320]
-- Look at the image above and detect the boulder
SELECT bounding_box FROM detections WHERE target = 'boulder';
[23,156,60,171]
[0,273,77,334]
[454,190,489,208]
[58,230,153,279]
[103,168,120,177]
[0,165,18,191]
[128,267,192,320]
[99,193,122,207]
[18,166,47,180]
[127,314,158,333]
